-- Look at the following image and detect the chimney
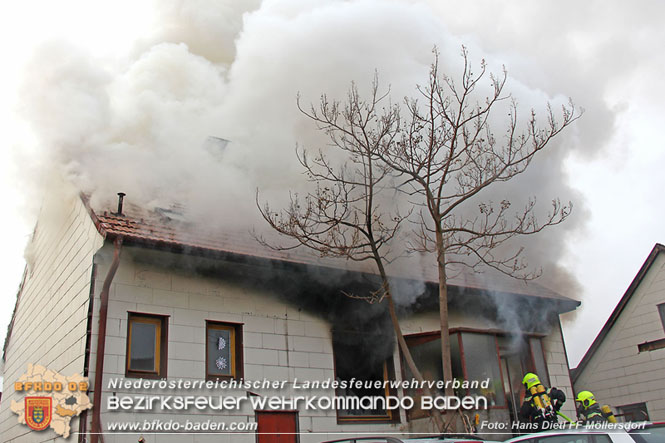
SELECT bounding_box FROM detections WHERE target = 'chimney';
[116,192,126,216]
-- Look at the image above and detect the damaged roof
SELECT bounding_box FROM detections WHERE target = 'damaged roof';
[85,195,580,311]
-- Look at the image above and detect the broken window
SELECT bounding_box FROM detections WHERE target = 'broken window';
[206,321,243,380]
[332,325,396,422]
[126,313,168,378]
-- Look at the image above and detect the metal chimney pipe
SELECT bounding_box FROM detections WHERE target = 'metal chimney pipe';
[116,192,126,215]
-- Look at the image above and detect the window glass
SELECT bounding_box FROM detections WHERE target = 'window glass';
[405,337,444,386]
[529,337,550,386]
[126,313,167,378]
[129,322,157,371]
[449,332,464,394]
[461,333,505,406]
[617,402,650,422]
[206,321,242,380]
[402,333,466,420]
[629,423,665,443]
[658,303,665,332]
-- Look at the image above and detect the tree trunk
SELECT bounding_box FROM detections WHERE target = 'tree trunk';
[375,256,445,432]
[435,231,454,398]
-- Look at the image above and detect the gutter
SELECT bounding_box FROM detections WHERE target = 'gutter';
[90,236,123,443]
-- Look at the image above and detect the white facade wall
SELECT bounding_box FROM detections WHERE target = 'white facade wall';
[543,320,576,419]
[575,253,665,421]
[0,189,104,442]
[88,246,574,443]
[89,246,409,443]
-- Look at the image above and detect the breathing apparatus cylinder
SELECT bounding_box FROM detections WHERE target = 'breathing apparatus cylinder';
[530,384,554,418]
[601,405,617,423]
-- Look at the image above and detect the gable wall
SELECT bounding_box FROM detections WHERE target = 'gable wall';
[574,252,665,421]
[0,189,104,442]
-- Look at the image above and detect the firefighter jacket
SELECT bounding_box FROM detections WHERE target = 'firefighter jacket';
[519,386,566,430]
[578,403,608,424]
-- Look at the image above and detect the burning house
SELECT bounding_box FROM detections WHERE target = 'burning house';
[0,184,580,442]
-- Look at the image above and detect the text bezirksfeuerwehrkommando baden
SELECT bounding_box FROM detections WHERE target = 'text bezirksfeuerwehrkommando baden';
[106,377,491,412]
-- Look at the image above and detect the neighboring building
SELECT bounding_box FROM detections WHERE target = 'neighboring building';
[0,185,580,442]
[573,243,665,423]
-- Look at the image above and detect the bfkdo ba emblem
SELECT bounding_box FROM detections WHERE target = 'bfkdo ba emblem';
[25,397,52,431]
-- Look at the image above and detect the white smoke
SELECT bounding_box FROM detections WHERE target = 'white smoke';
[16,0,625,297]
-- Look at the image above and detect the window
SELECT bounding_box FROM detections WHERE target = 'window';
[529,337,550,386]
[460,332,506,407]
[658,303,665,332]
[206,321,243,380]
[497,334,550,428]
[629,422,665,443]
[402,332,465,420]
[402,331,507,418]
[616,402,649,422]
[126,313,168,378]
[332,326,396,422]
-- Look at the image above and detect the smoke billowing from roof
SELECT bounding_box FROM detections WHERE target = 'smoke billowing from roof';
[18,0,628,301]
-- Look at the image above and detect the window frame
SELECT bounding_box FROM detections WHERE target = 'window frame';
[125,312,169,379]
[658,302,665,332]
[205,320,243,381]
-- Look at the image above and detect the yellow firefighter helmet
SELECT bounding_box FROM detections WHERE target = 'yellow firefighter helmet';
[522,372,541,389]
[576,390,597,408]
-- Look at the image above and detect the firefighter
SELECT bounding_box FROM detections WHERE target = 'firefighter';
[575,390,616,424]
[519,372,566,430]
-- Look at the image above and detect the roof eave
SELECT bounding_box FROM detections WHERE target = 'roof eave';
[82,193,578,308]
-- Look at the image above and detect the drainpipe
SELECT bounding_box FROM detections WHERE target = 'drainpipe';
[91,236,123,443]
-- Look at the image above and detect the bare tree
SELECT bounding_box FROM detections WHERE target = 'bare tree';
[257,47,579,432]
[375,47,580,398]
[256,80,446,431]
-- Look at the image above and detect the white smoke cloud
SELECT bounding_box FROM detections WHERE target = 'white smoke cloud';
[17,0,631,298]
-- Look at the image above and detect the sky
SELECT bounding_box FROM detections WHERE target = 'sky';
[0,0,664,371]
